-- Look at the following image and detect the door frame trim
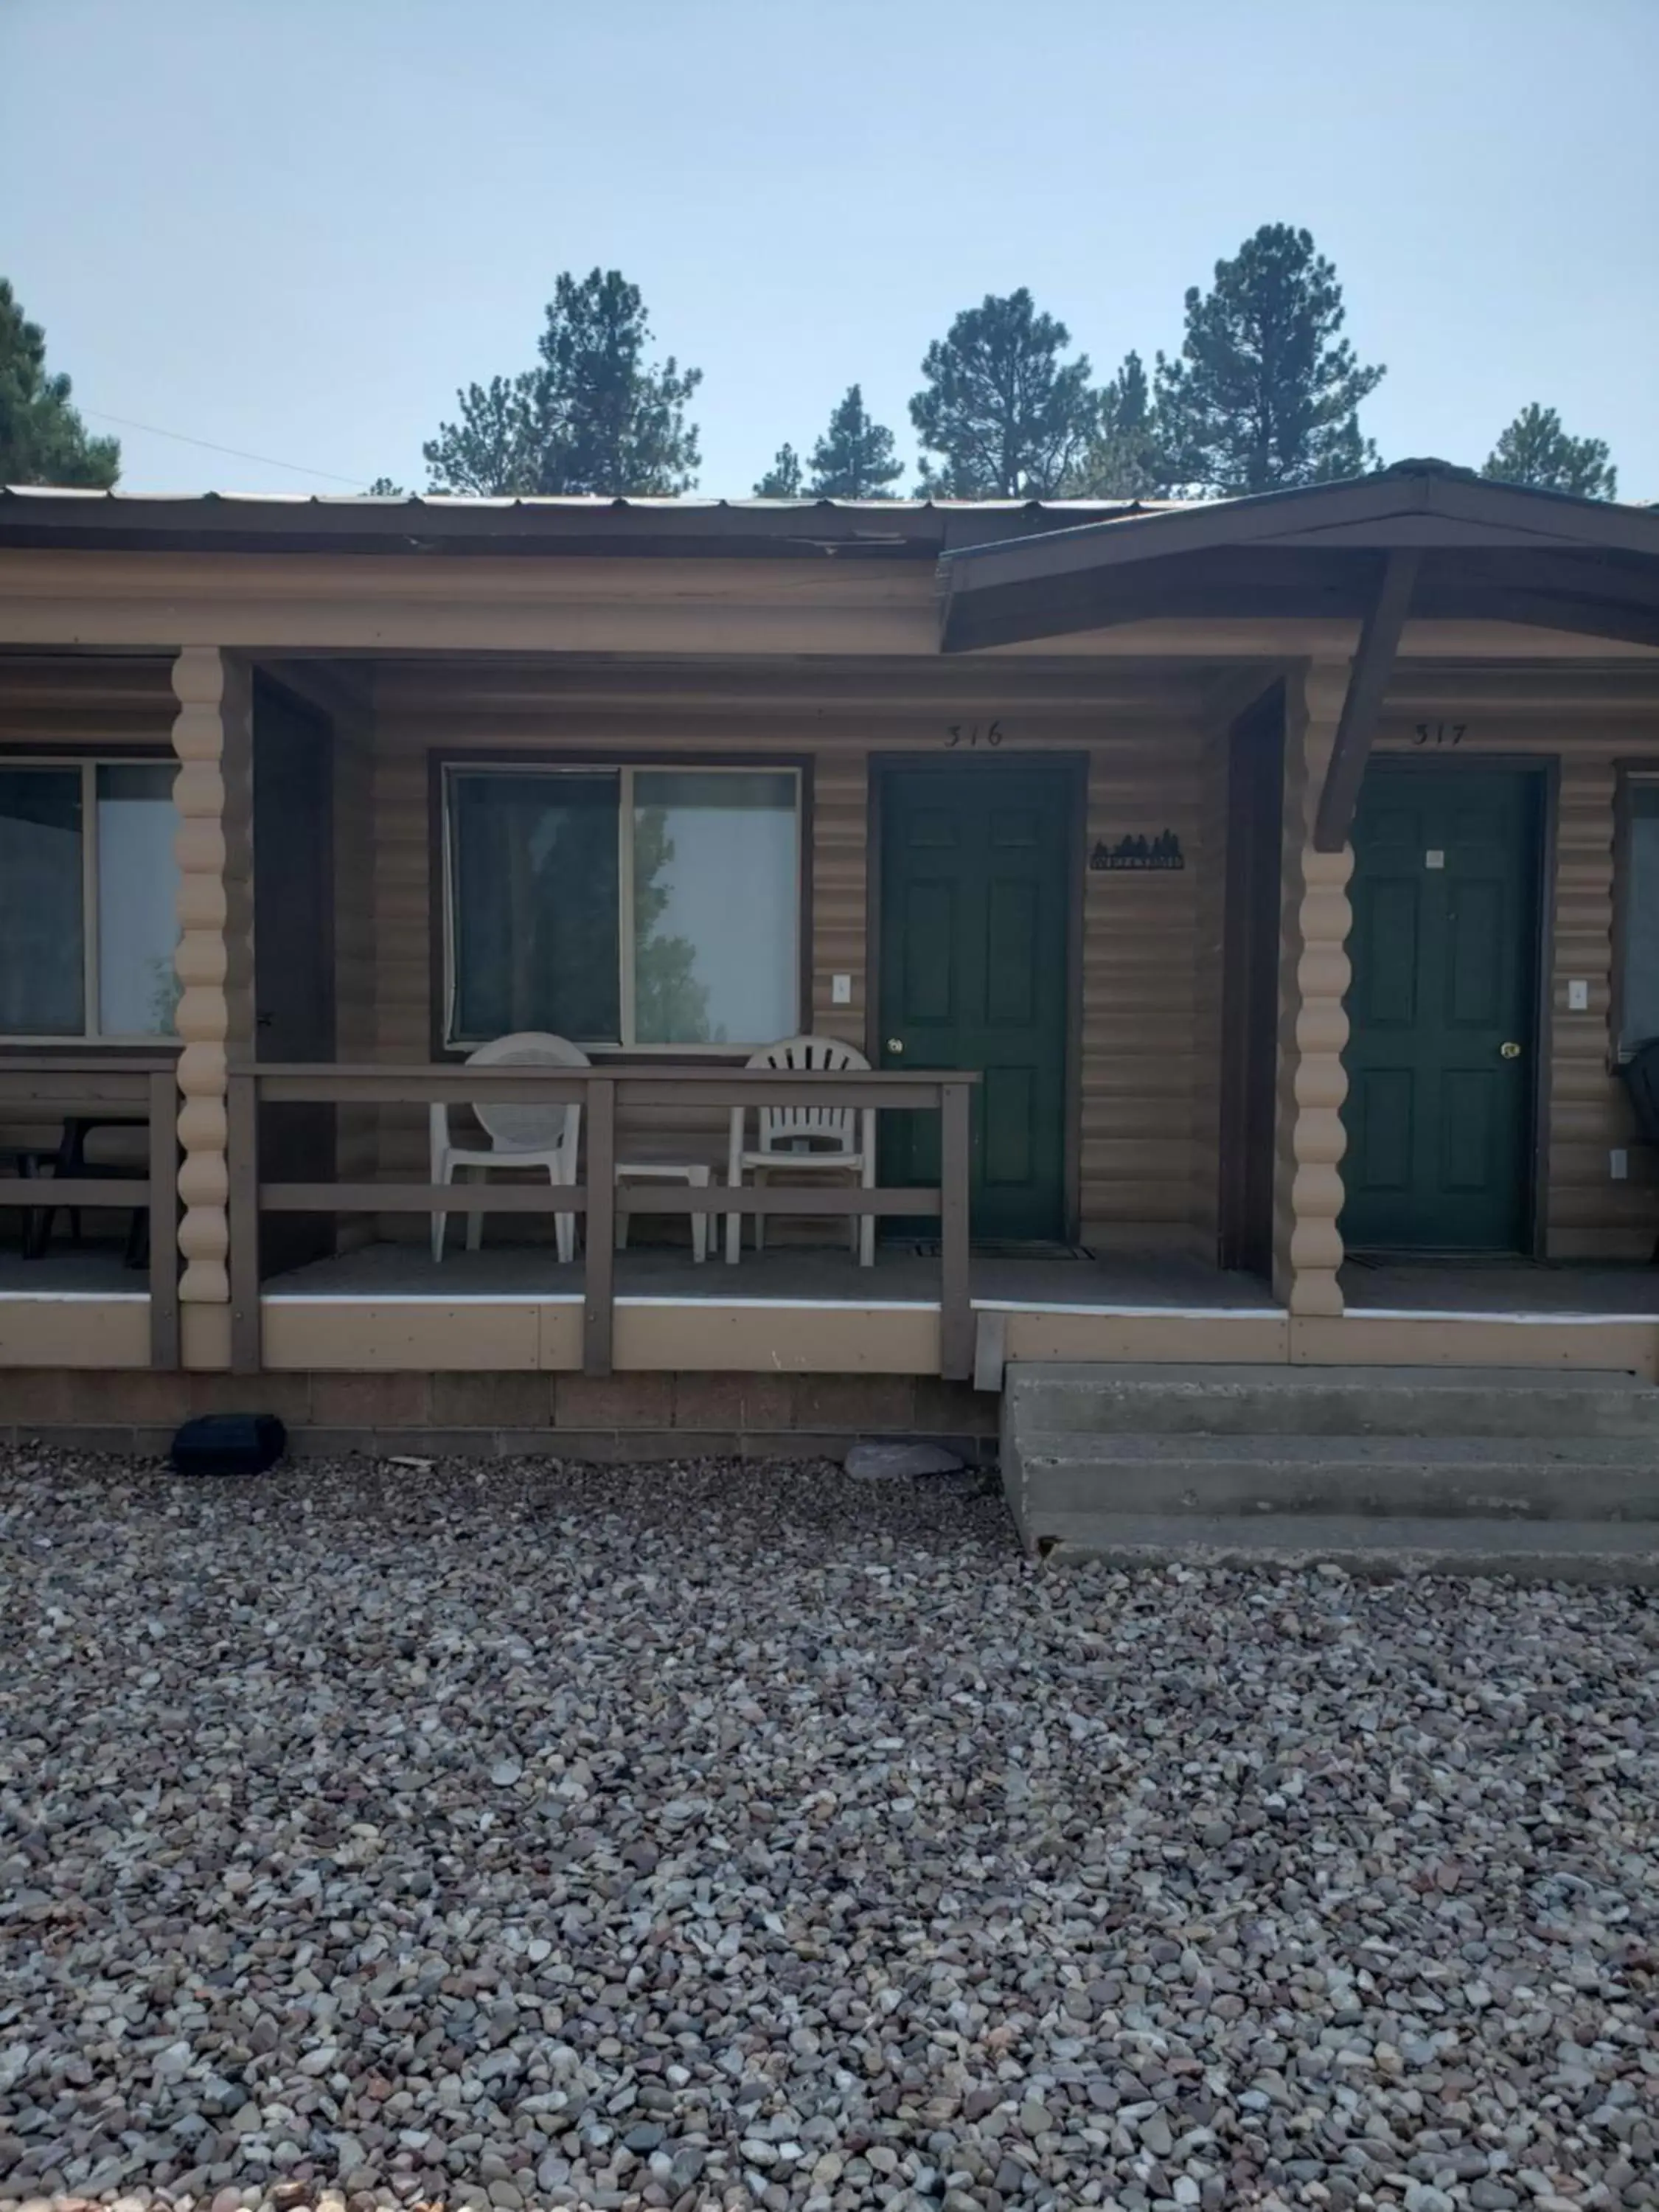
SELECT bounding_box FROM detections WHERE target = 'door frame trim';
[252,671,339,1063]
[1350,751,1556,1260]
[1217,683,1286,1276]
[251,672,341,1279]
[867,750,1087,1245]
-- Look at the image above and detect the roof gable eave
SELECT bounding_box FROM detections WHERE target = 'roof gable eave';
[936,467,1659,654]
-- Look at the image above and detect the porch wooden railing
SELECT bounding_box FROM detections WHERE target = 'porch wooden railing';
[0,1057,181,1368]
[227,1063,978,1381]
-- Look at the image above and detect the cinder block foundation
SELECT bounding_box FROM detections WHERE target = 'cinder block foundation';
[0,1368,999,1463]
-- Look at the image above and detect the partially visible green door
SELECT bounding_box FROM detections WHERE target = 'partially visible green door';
[878,761,1072,1241]
[1342,763,1541,1253]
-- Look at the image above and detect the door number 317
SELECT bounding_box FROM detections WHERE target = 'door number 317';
[1413,721,1467,747]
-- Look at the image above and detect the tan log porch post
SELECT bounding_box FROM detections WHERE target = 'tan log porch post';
[1273,661,1354,1315]
[170,647,254,1368]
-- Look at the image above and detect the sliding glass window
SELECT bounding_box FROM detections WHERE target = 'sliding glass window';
[0,759,181,1039]
[444,764,801,1048]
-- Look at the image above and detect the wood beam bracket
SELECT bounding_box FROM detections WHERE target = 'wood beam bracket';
[1312,550,1419,852]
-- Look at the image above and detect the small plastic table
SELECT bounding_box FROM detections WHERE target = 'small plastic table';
[614,1158,716,1263]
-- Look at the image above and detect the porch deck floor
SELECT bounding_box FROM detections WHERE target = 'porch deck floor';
[6,1242,1659,1320]
[260,1239,1276,1310]
[0,1242,145,1295]
[1340,1258,1659,1317]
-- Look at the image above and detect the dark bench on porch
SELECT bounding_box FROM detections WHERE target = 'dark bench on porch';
[0,1057,181,1366]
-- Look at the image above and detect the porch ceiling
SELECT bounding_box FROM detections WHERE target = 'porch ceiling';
[937,463,1659,655]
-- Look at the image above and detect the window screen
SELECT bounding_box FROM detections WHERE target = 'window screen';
[448,771,622,1043]
[0,768,84,1034]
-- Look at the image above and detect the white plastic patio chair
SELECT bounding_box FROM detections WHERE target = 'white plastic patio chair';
[431,1032,588,1265]
[726,1034,876,1267]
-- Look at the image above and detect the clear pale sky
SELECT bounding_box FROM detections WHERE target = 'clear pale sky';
[3,0,1655,501]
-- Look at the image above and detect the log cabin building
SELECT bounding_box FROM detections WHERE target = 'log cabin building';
[4,463,1659,1455]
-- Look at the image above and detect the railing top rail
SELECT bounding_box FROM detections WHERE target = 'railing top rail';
[0,1060,176,1108]
[240,1065,978,1112]
[0,1055,178,1074]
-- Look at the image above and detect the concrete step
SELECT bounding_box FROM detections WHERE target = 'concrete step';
[1006,1361,1659,1440]
[1032,1512,1659,1585]
[1011,1429,1659,1526]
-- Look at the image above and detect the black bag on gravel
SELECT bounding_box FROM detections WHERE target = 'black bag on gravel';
[170,1413,287,1477]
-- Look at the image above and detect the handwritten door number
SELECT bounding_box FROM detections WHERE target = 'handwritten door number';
[1413,722,1467,747]
[945,720,1004,748]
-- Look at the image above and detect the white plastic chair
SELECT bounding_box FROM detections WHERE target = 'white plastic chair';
[431,1032,588,1265]
[726,1034,875,1267]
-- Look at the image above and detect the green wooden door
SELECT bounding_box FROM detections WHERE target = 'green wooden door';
[878,762,1072,1241]
[1342,763,1541,1253]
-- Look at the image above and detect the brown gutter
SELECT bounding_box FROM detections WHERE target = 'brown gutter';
[0,490,1154,562]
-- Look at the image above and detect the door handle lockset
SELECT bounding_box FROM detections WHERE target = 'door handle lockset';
[1500,1041,1522,1059]
[886,1038,905,1054]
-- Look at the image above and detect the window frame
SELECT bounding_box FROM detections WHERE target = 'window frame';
[434,753,813,1056]
[1613,764,1659,1065]
[0,751,181,1047]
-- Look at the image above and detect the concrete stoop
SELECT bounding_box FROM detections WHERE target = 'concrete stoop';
[1000,1363,1659,1582]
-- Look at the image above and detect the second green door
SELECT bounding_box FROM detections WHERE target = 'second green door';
[1342,762,1542,1253]
[877,760,1072,1242]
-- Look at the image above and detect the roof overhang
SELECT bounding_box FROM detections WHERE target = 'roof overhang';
[0,487,1161,561]
[935,465,1659,855]
[936,465,1659,655]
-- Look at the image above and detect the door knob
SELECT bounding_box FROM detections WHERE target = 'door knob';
[886,1038,905,1054]
[1500,1041,1522,1059]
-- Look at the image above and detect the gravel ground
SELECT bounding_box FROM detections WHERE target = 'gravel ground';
[1,1447,1657,2212]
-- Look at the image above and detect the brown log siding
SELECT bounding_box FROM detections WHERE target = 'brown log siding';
[0,653,175,745]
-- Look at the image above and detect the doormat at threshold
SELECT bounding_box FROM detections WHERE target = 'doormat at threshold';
[889,1239,1091,1261]
[1345,1251,1536,1269]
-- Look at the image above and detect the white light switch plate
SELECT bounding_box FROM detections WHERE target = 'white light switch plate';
[1611,1148,1630,1182]
[1568,978,1589,1011]
[831,973,852,1006]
